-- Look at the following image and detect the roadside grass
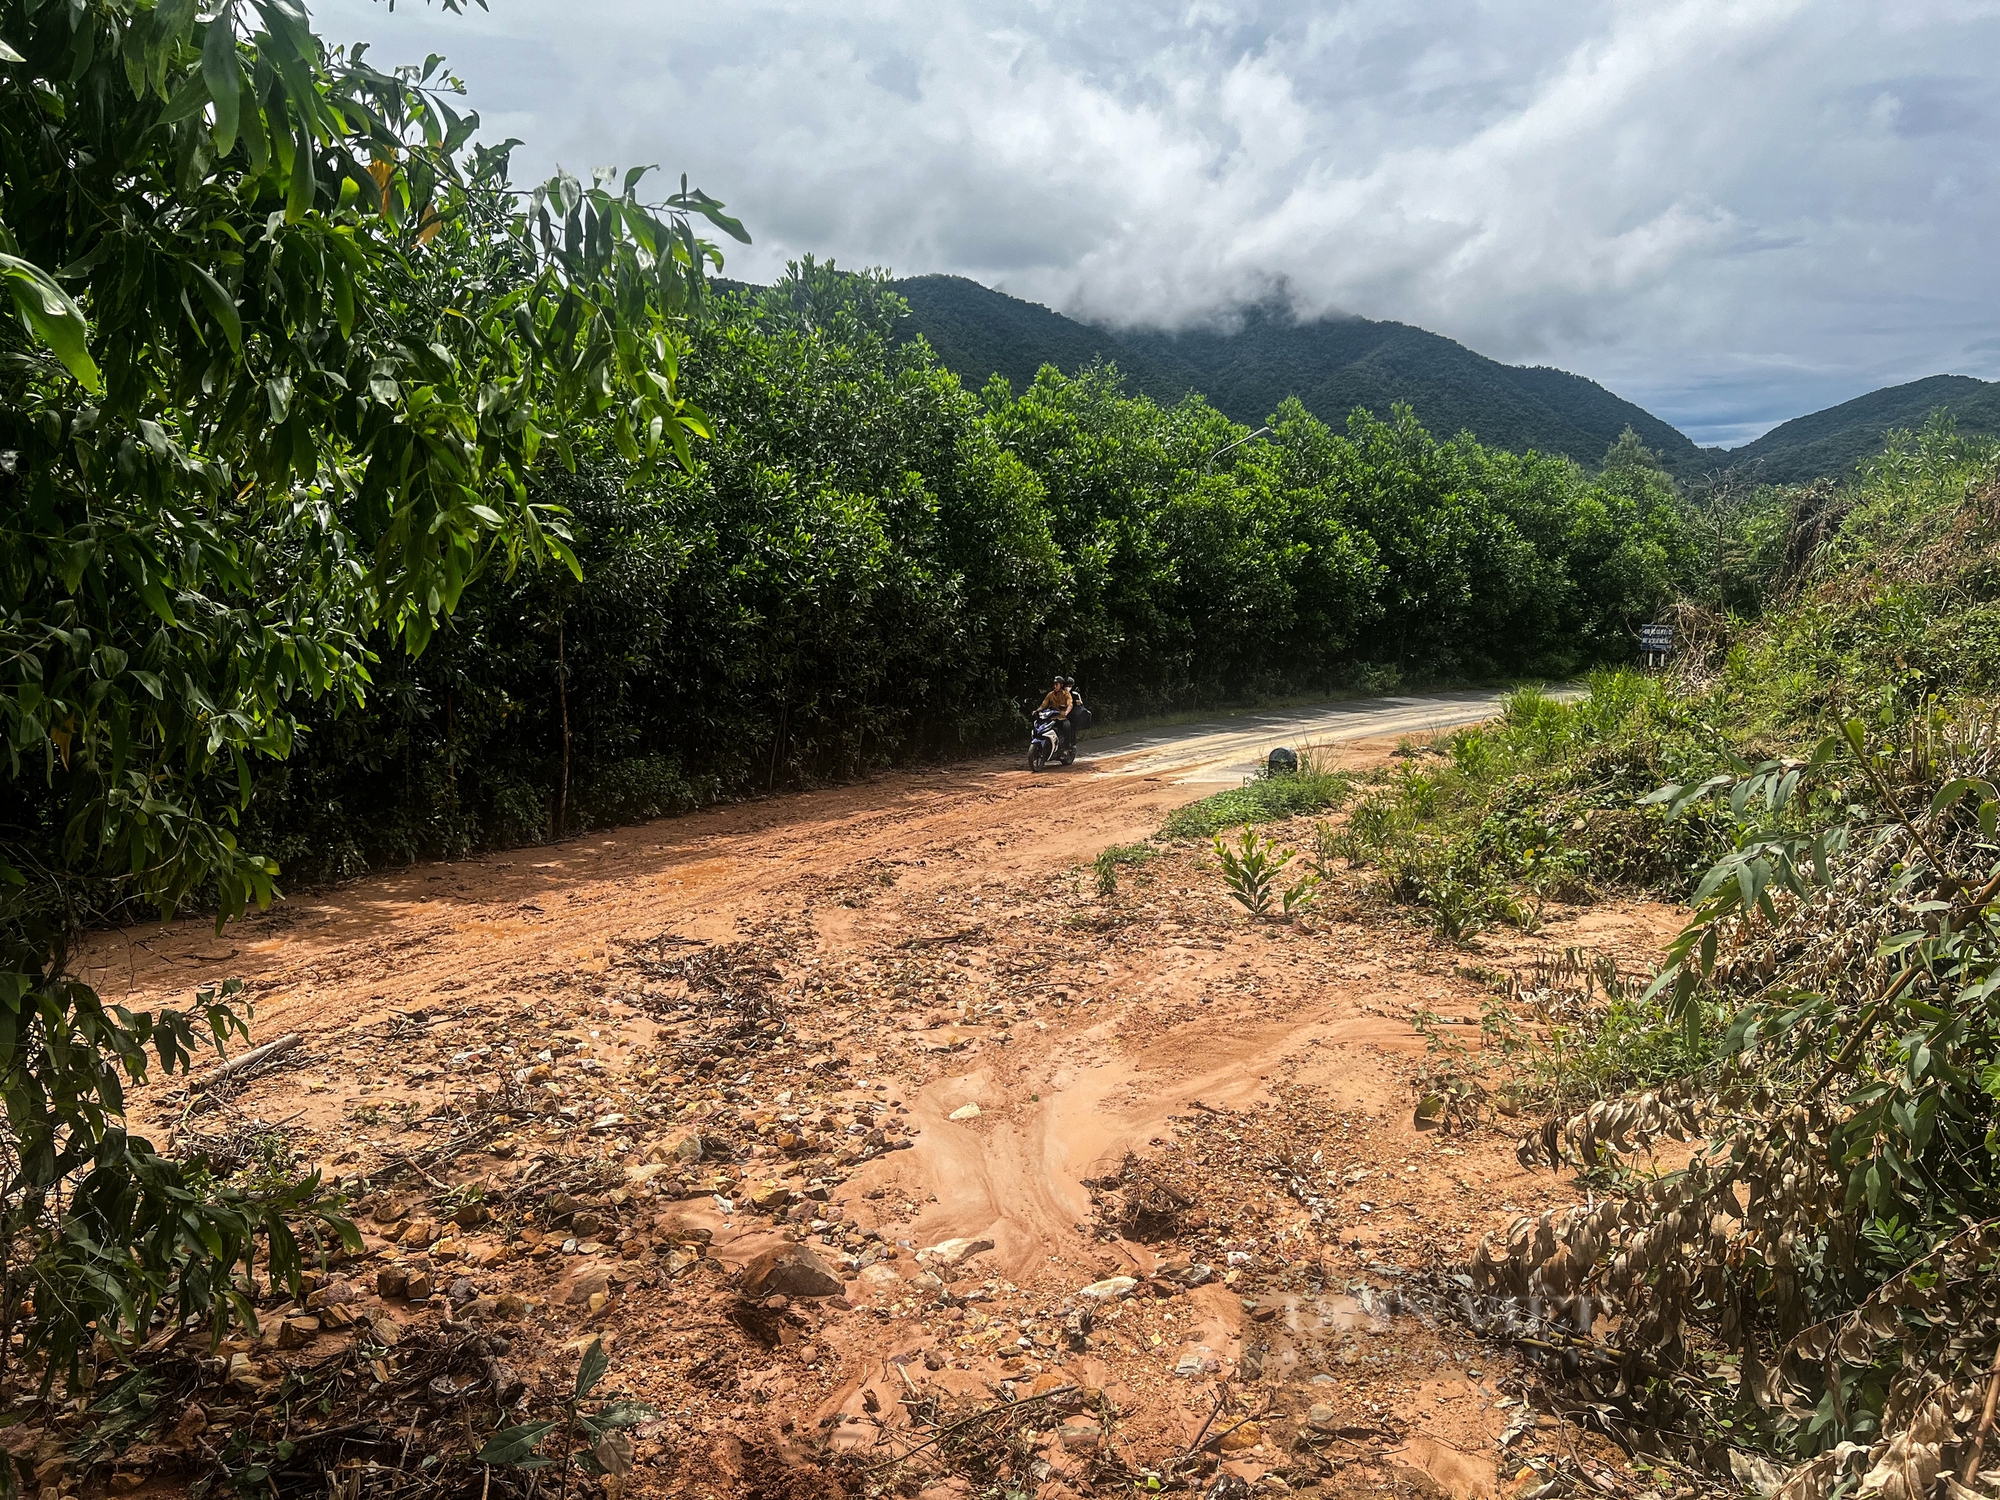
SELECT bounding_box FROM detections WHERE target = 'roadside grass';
[1458,443,2000,1481]
[1350,431,2000,948]
[1327,674,1723,941]
[1157,757,1354,841]
[1162,674,1718,938]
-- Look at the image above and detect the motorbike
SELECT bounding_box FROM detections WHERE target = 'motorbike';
[1028,707,1075,771]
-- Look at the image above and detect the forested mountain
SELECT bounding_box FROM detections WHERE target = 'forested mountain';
[1114,306,1716,476]
[888,273,1205,407]
[1720,373,2000,483]
[894,274,1718,475]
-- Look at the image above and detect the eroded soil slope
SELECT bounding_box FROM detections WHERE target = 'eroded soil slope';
[90,730,1677,1498]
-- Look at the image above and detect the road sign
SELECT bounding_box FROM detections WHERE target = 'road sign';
[1638,624,1673,654]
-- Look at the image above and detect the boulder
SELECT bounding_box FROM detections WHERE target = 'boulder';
[1077,1276,1138,1302]
[273,1317,318,1350]
[918,1236,994,1267]
[739,1244,844,1300]
[562,1267,613,1307]
[305,1278,357,1311]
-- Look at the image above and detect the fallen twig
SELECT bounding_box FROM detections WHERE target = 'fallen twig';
[1179,1381,1232,1458]
[864,1384,1077,1473]
[1962,1342,2000,1486]
[194,1032,303,1092]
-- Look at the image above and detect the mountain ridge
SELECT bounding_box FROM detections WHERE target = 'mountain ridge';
[893,274,1720,476]
[891,275,2000,484]
[1722,374,2000,484]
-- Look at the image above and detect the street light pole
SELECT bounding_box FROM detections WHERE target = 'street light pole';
[1204,426,1272,470]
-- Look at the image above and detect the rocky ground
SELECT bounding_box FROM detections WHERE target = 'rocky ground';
[43,728,1682,1499]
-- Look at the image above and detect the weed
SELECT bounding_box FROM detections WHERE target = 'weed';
[1093,842,1155,895]
[1489,947,1722,1115]
[1301,819,1344,887]
[478,1335,652,1482]
[1410,1004,1488,1133]
[1419,868,1491,945]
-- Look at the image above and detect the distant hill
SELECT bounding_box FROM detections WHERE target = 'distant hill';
[1719,375,2000,484]
[890,275,1204,408]
[893,274,1718,475]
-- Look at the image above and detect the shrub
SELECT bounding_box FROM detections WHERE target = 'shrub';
[1477,709,2000,1490]
[1212,827,1319,919]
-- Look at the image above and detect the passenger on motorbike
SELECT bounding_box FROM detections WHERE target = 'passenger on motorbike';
[1039,676,1079,752]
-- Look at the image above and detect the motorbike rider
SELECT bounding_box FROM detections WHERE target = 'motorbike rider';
[1038,676,1079,753]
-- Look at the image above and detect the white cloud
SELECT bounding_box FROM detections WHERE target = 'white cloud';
[317,0,2000,445]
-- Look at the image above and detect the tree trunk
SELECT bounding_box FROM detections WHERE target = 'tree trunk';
[557,616,571,838]
[768,699,788,793]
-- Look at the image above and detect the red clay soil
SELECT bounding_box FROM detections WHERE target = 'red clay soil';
[80,732,1683,1500]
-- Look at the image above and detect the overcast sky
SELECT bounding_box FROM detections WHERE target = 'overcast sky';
[322,0,1999,446]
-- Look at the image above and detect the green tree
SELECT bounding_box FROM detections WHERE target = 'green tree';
[0,0,743,1385]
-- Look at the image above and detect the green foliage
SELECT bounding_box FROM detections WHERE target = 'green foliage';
[1327,675,1725,938]
[0,0,738,1388]
[245,282,1704,879]
[1464,429,2000,1488]
[479,1336,650,1477]
[1501,949,1724,1114]
[1485,705,2000,1482]
[1212,826,1318,919]
[1714,416,2000,735]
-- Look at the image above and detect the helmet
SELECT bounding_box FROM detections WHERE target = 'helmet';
[1059,675,1074,687]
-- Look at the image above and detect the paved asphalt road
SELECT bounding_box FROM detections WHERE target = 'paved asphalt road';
[1084,688,1571,784]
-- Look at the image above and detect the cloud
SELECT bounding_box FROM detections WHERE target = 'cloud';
[318,0,2000,445]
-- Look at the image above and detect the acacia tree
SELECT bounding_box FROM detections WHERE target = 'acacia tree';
[0,0,744,1385]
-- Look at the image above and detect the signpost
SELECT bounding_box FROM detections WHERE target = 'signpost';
[1639,623,1673,669]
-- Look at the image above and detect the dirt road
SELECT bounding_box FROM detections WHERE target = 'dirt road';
[98,696,1672,1497]
[1087,688,1550,784]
